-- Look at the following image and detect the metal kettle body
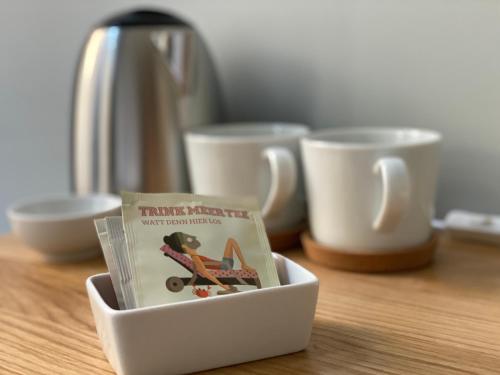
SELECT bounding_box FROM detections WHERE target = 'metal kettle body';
[71,10,221,194]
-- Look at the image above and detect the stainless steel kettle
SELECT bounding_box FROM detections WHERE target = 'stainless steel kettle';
[71,9,221,194]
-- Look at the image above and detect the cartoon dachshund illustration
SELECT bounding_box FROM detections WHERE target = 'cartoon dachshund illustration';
[162,232,261,296]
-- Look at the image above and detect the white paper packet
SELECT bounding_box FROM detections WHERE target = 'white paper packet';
[95,217,138,309]
[95,218,126,309]
[105,217,137,309]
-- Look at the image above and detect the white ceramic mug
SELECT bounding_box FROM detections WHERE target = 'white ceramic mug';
[301,127,441,252]
[185,123,309,232]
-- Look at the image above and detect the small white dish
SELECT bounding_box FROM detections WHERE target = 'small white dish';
[86,253,319,375]
[7,193,121,262]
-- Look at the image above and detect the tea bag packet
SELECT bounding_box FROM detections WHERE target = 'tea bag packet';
[95,219,126,309]
[95,217,137,309]
[105,217,137,309]
[121,192,280,308]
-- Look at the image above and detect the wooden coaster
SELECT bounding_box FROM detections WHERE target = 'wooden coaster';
[301,231,438,273]
[268,222,308,252]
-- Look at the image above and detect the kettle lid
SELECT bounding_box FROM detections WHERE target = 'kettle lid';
[101,9,190,27]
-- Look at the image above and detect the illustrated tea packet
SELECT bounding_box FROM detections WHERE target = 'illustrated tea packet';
[121,192,280,308]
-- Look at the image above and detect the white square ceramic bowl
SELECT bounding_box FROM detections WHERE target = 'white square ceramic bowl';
[86,253,319,375]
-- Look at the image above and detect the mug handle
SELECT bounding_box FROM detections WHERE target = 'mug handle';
[372,157,410,232]
[260,147,298,219]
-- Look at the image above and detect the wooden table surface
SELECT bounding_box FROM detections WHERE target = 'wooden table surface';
[1,233,499,375]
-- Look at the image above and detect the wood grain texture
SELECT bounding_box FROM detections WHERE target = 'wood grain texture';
[301,231,437,273]
[0,234,499,374]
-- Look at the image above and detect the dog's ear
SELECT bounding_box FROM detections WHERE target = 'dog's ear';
[163,235,170,245]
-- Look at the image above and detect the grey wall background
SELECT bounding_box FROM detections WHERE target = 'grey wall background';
[1,0,499,232]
